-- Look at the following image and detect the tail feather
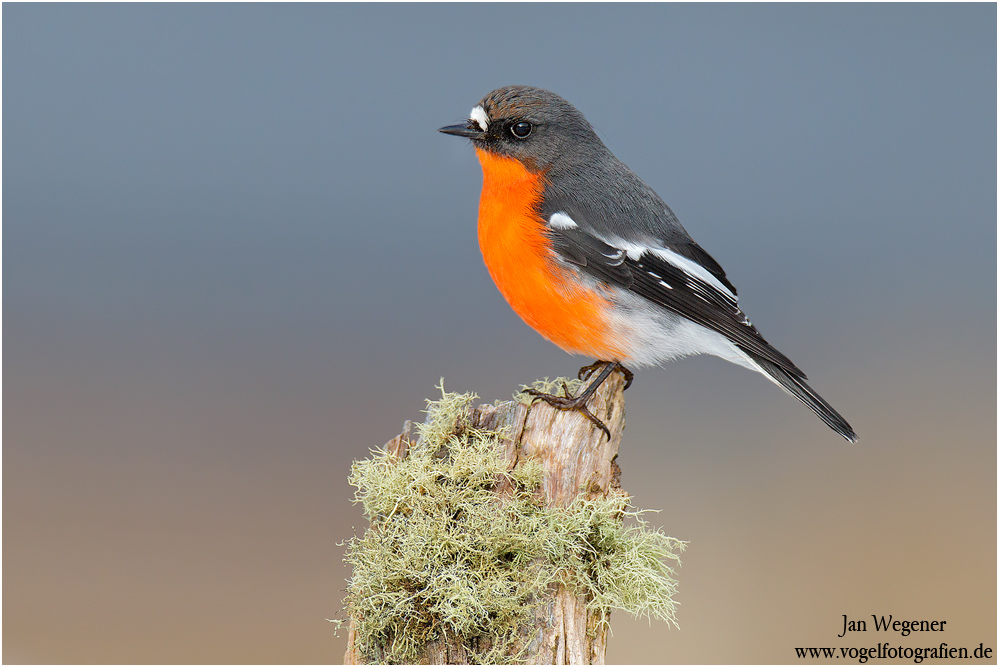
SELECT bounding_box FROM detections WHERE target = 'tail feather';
[743,351,858,443]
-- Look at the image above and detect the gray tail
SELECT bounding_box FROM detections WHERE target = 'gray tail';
[743,351,858,443]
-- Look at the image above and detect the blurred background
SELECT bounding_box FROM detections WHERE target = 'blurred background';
[4,4,995,663]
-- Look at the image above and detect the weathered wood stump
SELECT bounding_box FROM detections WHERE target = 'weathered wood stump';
[344,369,629,665]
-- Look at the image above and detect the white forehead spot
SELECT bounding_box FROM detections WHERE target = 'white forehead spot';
[548,212,578,230]
[470,105,489,131]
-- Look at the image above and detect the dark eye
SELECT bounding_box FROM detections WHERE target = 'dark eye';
[510,121,532,139]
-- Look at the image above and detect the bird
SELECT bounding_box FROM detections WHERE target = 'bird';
[438,85,857,442]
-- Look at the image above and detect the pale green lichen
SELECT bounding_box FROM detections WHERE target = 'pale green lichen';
[342,383,686,664]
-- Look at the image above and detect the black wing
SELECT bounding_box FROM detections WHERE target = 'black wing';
[548,223,806,377]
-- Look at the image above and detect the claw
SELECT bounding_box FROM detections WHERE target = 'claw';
[578,360,634,390]
[577,361,604,382]
[521,387,612,440]
[522,361,632,440]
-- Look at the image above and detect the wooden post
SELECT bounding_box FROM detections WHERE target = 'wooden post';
[344,369,629,665]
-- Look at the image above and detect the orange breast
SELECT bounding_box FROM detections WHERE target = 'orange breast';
[474,148,622,360]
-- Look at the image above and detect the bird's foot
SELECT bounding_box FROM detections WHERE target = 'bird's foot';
[521,383,611,440]
[578,360,634,390]
[522,361,632,440]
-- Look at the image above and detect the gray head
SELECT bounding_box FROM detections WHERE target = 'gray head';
[438,86,609,173]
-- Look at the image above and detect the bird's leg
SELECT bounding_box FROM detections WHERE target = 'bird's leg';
[578,359,634,390]
[521,361,632,440]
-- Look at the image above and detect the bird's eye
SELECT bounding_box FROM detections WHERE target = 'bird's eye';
[510,121,533,139]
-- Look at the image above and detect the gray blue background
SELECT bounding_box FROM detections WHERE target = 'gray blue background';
[5,3,995,663]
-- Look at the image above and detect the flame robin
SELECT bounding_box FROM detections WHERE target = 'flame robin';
[439,85,856,442]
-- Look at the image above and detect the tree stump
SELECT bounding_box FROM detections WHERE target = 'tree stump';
[343,369,631,665]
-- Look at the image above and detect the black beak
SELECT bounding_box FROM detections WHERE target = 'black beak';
[438,122,485,139]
